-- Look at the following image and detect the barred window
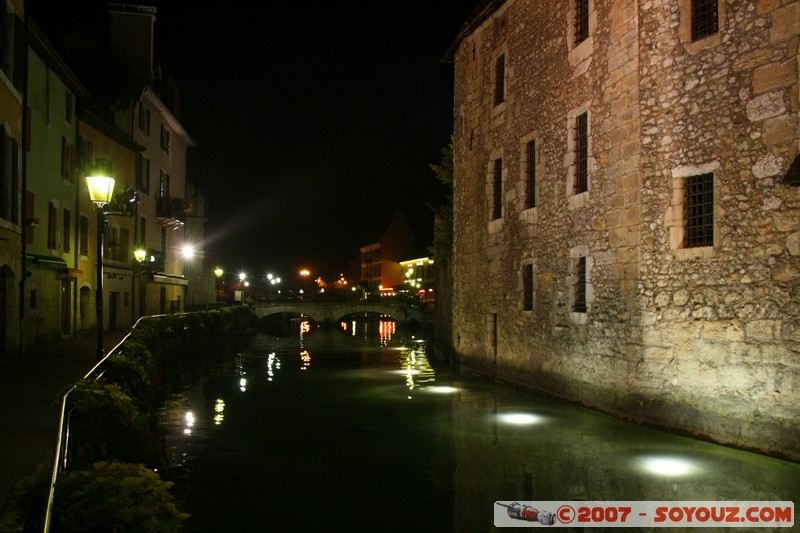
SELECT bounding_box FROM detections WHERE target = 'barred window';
[575,0,590,45]
[574,112,588,194]
[492,158,503,220]
[494,54,505,106]
[522,264,534,311]
[573,256,587,313]
[685,173,714,247]
[525,140,536,209]
[691,0,718,41]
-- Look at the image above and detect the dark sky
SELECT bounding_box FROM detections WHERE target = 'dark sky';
[148,3,475,279]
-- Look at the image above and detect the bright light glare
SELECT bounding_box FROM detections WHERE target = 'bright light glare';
[638,456,699,477]
[181,245,195,260]
[427,386,459,394]
[497,412,546,425]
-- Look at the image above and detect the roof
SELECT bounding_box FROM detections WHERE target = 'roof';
[441,0,507,63]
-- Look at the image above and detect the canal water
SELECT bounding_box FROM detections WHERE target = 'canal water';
[157,319,798,532]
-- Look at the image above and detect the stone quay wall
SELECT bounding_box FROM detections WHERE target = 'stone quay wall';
[449,0,800,460]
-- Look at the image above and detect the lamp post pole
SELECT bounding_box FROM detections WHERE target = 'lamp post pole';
[86,159,115,362]
[95,208,105,361]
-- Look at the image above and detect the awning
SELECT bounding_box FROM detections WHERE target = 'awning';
[26,253,68,270]
[152,273,189,286]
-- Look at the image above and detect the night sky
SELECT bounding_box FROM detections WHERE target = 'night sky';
[148,3,477,279]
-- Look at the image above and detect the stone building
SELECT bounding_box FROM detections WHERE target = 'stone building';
[445,0,799,461]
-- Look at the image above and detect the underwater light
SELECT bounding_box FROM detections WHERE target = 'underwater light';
[638,455,699,477]
[427,386,460,394]
[496,412,546,425]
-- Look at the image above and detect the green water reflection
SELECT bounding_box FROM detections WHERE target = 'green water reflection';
[158,321,799,532]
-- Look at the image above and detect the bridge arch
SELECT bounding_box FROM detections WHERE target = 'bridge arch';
[251,301,426,326]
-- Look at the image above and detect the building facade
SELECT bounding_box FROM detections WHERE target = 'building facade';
[447,0,800,460]
[0,0,24,358]
[24,22,90,343]
[0,2,206,357]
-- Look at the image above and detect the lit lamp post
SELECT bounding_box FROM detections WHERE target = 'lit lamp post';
[86,158,115,362]
[214,267,224,303]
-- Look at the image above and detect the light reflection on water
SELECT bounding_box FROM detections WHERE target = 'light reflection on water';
[157,321,800,532]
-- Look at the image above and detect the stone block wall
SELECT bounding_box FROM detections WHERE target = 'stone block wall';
[449,0,799,460]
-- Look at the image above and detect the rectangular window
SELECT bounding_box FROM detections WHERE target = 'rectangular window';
[139,215,146,246]
[494,54,505,106]
[60,138,75,182]
[160,124,170,152]
[78,136,93,171]
[159,170,169,198]
[137,154,150,194]
[492,157,503,220]
[522,264,534,311]
[692,0,718,41]
[574,112,588,194]
[79,215,88,255]
[48,201,57,249]
[525,140,536,209]
[62,208,70,252]
[685,172,714,247]
[138,104,150,134]
[0,128,19,223]
[575,0,590,45]
[573,256,587,313]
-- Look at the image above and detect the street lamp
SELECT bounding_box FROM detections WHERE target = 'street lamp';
[86,158,115,362]
[214,267,224,303]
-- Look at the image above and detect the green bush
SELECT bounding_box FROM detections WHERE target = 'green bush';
[65,382,149,467]
[101,355,154,411]
[50,461,189,532]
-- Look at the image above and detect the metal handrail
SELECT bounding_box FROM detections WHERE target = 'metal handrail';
[42,314,165,532]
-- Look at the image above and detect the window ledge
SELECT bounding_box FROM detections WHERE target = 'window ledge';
[675,246,715,261]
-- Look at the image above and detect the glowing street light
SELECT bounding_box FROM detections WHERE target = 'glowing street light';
[85,158,115,362]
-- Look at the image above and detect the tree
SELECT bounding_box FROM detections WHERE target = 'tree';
[428,137,453,262]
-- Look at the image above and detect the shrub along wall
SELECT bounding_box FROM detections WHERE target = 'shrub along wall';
[11,305,252,532]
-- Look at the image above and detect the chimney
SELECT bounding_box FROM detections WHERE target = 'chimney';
[107,3,157,85]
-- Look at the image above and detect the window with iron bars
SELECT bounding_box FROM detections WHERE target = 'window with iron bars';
[685,172,714,247]
[525,140,536,209]
[522,263,534,311]
[575,0,590,45]
[494,54,505,106]
[691,0,718,41]
[492,157,503,220]
[574,112,588,194]
[573,256,587,313]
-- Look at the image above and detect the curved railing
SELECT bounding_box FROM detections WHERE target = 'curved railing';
[42,315,155,532]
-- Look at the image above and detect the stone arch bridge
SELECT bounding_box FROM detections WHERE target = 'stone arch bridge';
[251,301,427,325]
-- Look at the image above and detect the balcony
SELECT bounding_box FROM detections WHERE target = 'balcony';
[156,196,190,229]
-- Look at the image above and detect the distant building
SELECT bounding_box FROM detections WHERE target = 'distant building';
[359,209,416,294]
[445,0,800,460]
[398,255,434,301]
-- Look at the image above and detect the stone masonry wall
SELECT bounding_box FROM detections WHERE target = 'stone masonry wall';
[450,0,799,461]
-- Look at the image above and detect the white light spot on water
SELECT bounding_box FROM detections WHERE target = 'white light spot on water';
[638,456,700,477]
[496,412,546,425]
